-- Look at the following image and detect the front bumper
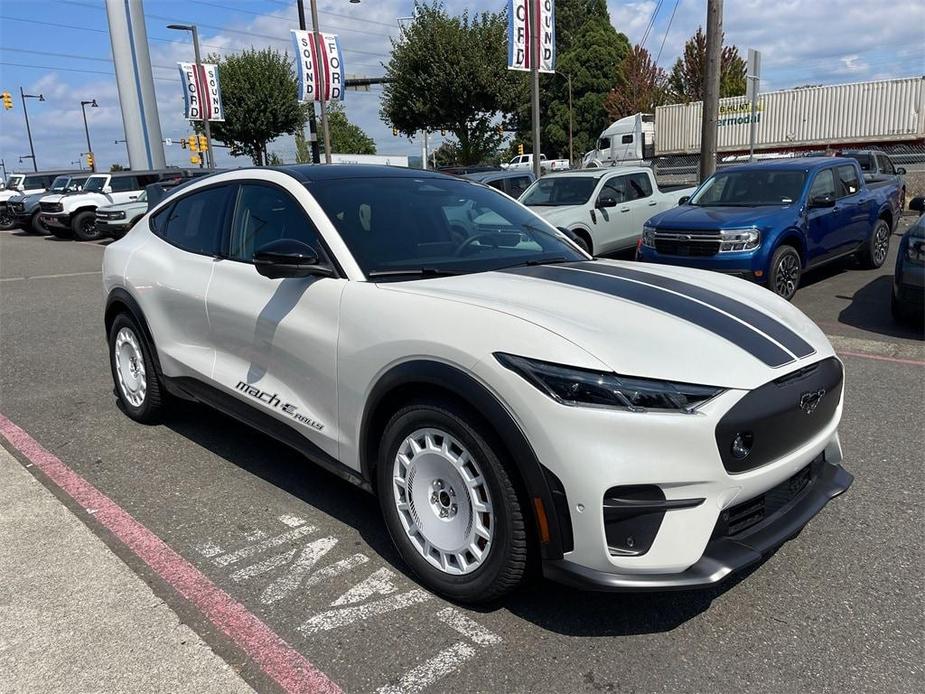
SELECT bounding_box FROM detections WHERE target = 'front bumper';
[96,218,130,233]
[637,244,765,282]
[41,212,71,229]
[543,456,852,590]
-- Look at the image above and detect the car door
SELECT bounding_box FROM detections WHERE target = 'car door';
[625,171,658,240]
[207,180,345,460]
[108,175,140,205]
[134,183,233,379]
[805,167,841,263]
[588,174,627,253]
[834,164,874,250]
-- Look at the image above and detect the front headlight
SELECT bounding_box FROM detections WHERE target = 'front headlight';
[642,225,656,248]
[496,353,724,413]
[110,210,126,220]
[719,227,760,252]
[907,239,925,263]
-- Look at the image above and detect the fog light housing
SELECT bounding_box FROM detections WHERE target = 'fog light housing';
[731,432,754,459]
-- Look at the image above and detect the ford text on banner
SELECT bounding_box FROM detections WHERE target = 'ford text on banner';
[292,29,346,103]
[507,0,555,73]
[178,62,224,121]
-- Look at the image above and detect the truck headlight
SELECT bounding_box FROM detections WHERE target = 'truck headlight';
[495,353,723,413]
[719,228,760,252]
[110,211,126,220]
[642,225,656,248]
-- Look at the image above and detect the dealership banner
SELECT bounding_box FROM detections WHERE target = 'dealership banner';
[507,0,555,73]
[178,62,224,121]
[292,30,345,103]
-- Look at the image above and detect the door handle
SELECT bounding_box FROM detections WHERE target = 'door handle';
[648,200,657,206]
[620,207,630,213]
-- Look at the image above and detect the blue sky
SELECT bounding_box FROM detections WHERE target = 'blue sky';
[1,0,923,174]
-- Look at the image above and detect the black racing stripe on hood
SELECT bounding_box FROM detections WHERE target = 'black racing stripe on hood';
[501,265,795,368]
[573,262,816,358]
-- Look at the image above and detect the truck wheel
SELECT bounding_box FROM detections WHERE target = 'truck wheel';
[72,210,102,241]
[108,312,164,423]
[377,399,527,603]
[29,212,48,235]
[858,219,890,269]
[572,230,592,254]
[0,206,14,230]
[769,245,801,301]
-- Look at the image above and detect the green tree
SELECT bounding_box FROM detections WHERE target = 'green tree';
[109,163,127,171]
[604,44,668,120]
[206,48,304,165]
[323,102,377,155]
[667,28,747,101]
[381,3,526,164]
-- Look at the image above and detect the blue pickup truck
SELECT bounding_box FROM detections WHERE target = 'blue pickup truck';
[638,157,903,300]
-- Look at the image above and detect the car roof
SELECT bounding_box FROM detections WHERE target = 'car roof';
[11,169,83,177]
[719,157,855,173]
[273,164,452,182]
[463,170,532,182]
[541,166,651,179]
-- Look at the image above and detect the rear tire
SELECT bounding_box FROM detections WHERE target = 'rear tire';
[768,245,801,301]
[377,399,527,603]
[858,219,890,269]
[72,210,103,241]
[108,313,164,423]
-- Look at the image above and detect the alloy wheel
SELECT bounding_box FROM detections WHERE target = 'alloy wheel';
[114,327,147,407]
[873,224,890,265]
[391,428,494,575]
[775,253,800,299]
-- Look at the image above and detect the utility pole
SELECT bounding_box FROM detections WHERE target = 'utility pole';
[530,1,541,179]
[167,23,214,168]
[699,0,723,182]
[297,0,321,164]
[80,99,98,171]
[308,0,332,164]
[747,48,761,162]
[19,86,41,172]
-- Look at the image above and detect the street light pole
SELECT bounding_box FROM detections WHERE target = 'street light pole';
[80,99,98,171]
[19,86,43,172]
[308,0,332,164]
[167,23,214,168]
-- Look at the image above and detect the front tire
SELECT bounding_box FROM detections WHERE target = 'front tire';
[377,400,527,603]
[72,210,103,241]
[768,245,802,301]
[858,219,890,269]
[0,206,14,230]
[29,212,48,235]
[108,313,164,423]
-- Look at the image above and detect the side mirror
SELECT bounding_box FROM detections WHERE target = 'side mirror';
[254,238,334,280]
[597,196,618,209]
[909,196,925,214]
[896,167,906,175]
[809,194,836,208]
[678,195,690,206]
[103,185,113,194]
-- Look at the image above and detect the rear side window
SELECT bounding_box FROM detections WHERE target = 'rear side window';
[808,169,837,200]
[507,176,531,198]
[878,154,895,175]
[110,176,138,193]
[486,178,505,192]
[627,173,652,199]
[136,174,161,188]
[23,176,47,189]
[155,185,231,255]
[835,165,860,197]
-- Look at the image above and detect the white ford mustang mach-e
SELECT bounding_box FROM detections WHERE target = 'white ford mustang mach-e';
[103,165,852,602]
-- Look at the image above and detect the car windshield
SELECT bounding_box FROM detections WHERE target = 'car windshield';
[7,175,24,189]
[521,177,598,206]
[307,176,585,279]
[68,176,90,191]
[83,176,108,193]
[49,176,70,192]
[690,170,806,206]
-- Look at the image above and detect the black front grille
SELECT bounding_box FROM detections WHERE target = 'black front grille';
[715,357,843,473]
[713,459,818,539]
[654,239,720,257]
[39,201,60,213]
[9,202,24,214]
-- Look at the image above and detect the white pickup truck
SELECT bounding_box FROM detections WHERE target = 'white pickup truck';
[519,166,695,255]
[501,153,570,173]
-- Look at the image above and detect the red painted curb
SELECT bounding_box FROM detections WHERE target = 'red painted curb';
[0,414,341,694]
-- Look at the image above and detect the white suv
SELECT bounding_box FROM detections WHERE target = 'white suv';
[41,170,163,241]
[103,165,852,602]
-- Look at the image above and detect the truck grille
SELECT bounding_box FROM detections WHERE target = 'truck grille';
[40,201,63,213]
[653,230,720,257]
[9,201,24,214]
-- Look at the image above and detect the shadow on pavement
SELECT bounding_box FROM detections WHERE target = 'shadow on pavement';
[161,398,754,636]
[836,274,925,340]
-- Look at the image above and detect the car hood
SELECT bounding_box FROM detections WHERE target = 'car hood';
[648,204,797,230]
[384,260,833,390]
[526,205,588,226]
[99,201,146,213]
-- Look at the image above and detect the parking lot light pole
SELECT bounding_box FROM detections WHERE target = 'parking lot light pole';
[168,23,214,169]
[80,99,98,172]
[19,87,44,172]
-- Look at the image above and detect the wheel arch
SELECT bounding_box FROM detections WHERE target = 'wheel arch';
[774,229,806,267]
[105,288,164,379]
[877,204,893,231]
[360,359,572,560]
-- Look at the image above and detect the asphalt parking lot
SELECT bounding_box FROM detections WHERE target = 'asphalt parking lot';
[1,220,922,693]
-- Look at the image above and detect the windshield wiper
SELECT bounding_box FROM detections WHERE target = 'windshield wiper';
[499,256,572,270]
[367,267,460,279]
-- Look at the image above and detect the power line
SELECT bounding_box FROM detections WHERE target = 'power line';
[0,60,177,84]
[639,0,664,49]
[0,46,176,72]
[264,0,397,29]
[654,0,681,67]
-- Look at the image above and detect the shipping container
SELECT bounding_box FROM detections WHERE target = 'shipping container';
[655,76,925,156]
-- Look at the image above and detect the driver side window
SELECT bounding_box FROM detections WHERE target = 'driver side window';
[809,169,836,200]
[597,176,626,205]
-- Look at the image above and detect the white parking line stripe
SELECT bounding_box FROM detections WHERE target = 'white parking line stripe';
[436,607,502,646]
[278,514,307,528]
[300,589,432,634]
[260,537,339,605]
[374,641,477,694]
[212,525,315,566]
[194,541,225,558]
[231,548,298,582]
[301,554,369,590]
[331,567,397,606]
[0,270,102,282]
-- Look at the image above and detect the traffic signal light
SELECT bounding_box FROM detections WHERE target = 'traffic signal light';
[188,136,198,152]
[517,143,524,156]
[190,154,201,165]
[1,91,12,110]
[198,134,208,151]
[392,127,398,136]
[86,152,94,168]
[180,138,187,150]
